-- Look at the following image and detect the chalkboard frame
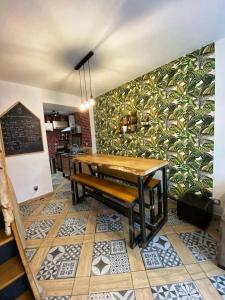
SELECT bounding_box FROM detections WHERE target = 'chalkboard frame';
[0,101,44,156]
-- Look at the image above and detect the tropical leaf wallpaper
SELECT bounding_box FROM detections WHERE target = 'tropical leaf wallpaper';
[94,44,215,199]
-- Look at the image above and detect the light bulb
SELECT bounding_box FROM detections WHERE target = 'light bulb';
[80,102,85,111]
[85,100,90,109]
[89,96,95,106]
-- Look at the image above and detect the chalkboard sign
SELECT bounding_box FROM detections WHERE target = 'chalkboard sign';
[0,102,44,156]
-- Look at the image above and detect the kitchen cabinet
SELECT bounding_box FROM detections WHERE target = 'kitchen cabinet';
[61,154,71,177]
[56,151,64,171]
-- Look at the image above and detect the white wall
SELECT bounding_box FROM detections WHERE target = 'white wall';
[89,106,97,153]
[214,38,225,205]
[0,80,80,203]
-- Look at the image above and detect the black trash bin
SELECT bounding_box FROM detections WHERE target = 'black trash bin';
[177,192,213,229]
[49,158,56,174]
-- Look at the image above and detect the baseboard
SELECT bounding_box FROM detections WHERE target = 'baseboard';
[19,192,54,206]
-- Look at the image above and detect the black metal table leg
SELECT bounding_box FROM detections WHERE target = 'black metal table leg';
[138,176,146,247]
[74,161,80,204]
[78,162,82,174]
[71,180,75,205]
[78,162,85,197]
[128,202,135,249]
[162,166,168,219]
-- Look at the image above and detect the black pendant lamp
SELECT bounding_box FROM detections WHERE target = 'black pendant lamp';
[75,51,95,111]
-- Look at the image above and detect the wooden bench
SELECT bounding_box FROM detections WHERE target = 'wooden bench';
[98,167,162,224]
[71,173,139,248]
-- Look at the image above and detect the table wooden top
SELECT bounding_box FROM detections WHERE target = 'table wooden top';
[73,154,168,176]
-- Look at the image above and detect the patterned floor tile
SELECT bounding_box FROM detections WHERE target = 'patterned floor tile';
[19,203,39,216]
[36,244,81,280]
[209,274,225,299]
[52,173,64,188]
[179,231,217,262]
[55,191,72,200]
[93,240,111,257]
[42,202,65,215]
[167,207,186,225]
[25,219,54,239]
[91,240,130,276]
[110,253,130,274]
[61,181,71,191]
[52,172,64,182]
[89,290,135,300]
[151,281,203,299]
[57,217,88,237]
[53,183,60,190]
[25,248,38,262]
[70,200,91,212]
[141,234,182,269]
[96,213,123,233]
[94,200,111,211]
[92,255,111,275]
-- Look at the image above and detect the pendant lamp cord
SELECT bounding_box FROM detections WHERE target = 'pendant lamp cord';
[83,65,88,100]
[88,59,93,97]
[79,69,83,103]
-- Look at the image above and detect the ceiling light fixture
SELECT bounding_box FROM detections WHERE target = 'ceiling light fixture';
[75,51,95,111]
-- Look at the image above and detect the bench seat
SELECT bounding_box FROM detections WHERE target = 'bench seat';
[98,166,162,226]
[71,173,139,248]
[98,166,160,188]
[71,173,138,203]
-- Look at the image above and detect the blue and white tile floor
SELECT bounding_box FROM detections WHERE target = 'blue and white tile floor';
[20,174,223,299]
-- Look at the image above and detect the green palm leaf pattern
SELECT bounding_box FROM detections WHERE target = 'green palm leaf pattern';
[94,43,214,199]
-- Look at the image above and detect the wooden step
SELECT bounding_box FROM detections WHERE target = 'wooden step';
[16,289,34,300]
[0,256,25,290]
[0,228,14,246]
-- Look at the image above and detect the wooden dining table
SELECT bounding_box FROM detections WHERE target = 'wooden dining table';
[73,154,169,247]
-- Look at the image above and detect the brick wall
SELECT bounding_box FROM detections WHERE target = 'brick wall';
[45,112,92,157]
[45,115,69,158]
[46,129,62,158]
[75,111,92,147]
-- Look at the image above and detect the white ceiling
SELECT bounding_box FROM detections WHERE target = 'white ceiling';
[0,0,225,97]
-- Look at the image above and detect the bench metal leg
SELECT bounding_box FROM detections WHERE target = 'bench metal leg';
[74,182,79,204]
[162,167,168,219]
[149,188,155,224]
[157,183,162,219]
[128,203,135,249]
[138,176,146,247]
[71,180,75,205]
[81,185,86,198]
